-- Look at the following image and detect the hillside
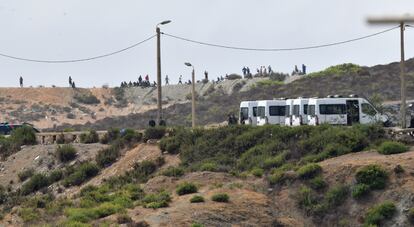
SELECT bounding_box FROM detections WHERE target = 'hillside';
[1,125,414,226]
[59,58,414,130]
[0,78,265,130]
[1,58,413,130]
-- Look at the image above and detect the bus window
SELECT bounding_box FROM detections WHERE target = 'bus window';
[362,103,376,116]
[285,105,290,116]
[303,104,308,115]
[240,107,249,120]
[258,106,266,118]
[319,104,346,115]
[308,105,315,116]
[269,106,286,116]
[253,107,258,117]
[293,105,300,116]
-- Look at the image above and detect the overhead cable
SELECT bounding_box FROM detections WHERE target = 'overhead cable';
[0,34,156,63]
[162,26,399,52]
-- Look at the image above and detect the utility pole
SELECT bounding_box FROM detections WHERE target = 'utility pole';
[185,62,196,128]
[191,68,196,128]
[155,20,171,125]
[368,15,414,128]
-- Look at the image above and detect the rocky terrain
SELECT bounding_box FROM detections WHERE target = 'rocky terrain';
[0,124,412,226]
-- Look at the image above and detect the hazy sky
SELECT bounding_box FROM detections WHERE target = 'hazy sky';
[0,0,413,87]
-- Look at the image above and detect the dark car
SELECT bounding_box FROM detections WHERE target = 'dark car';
[0,122,39,135]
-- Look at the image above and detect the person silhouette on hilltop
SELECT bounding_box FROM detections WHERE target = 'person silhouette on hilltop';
[19,76,23,88]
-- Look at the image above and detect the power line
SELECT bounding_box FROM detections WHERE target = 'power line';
[0,34,156,63]
[162,26,400,52]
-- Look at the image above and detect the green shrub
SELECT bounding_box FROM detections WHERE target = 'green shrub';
[18,168,34,182]
[268,171,284,185]
[211,193,229,203]
[199,162,219,172]
[117,213,132,224]
[161,166,185,177]
[191,223,204,227]
[408,208,414,224]
[143,127,166,140]
[296,186,318,210]
[325,185,348,208]
[21,173,49,195]
[352,184,370,199]
[263,154,286,169]
[297,163,322,179]
[56,144,77,162]
[377,141,408,155]
[10,126,37,146]
[159,137,181,154]
[190,195,205,203]
[74,93,100,105]
[96,145,120,167]
[48,169,63,183]
[142,191,171,209]
[308,63,362,77]
[355,165,388,190]
[364,201,396,226]
[251,168,264,177]
[121,129,142,144]
[63,163,100,187]
[176,182,198,195]
[309,176,327,190]
[18,207,40,223]
[80,130,99,144]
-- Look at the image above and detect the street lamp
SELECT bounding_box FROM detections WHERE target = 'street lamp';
[367,15,414,128]
[185,62,196,128]
[156,20,172,125]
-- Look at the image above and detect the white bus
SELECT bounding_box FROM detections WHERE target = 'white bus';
[285,99,294,126]
[239,101,258,125]
[307,96,388,126]
[257,100,287,126]
[291,98,309,126]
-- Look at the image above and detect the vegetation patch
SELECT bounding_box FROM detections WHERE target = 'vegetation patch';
[308,63,362,77]
[56,144,77,162]
[211,193,229,203]
[363,201,396,226]
[351,184,370,199]
[80,130,99,144]
[176,182,198,195]
[190,195,205,203]
[377,141,408,155]
[144,127,166,141]
[18,168,34,182]
[63,162,100,187]
[161,166,185,177]
[297,164,322,179]
[355,164,388,190]
[142,191,171,209]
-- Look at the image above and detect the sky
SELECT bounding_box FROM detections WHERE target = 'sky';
[0,0,413,87]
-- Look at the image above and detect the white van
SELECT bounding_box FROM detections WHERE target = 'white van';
[292,98,309,126]
[257,100,287,126]
[285,99,294,126]
[307,96,388,126]
[239,101,258,125]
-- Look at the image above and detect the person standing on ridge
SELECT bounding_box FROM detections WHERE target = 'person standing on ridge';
[302,64,307,75]
[165,75,169,85]
[178,75,183,84]
[19,76,23,88]
[69,76,72,87]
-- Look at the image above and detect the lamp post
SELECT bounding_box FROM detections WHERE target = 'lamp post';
[185,62,196,128]
[367,15,414,128]
[156,20,171,125]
